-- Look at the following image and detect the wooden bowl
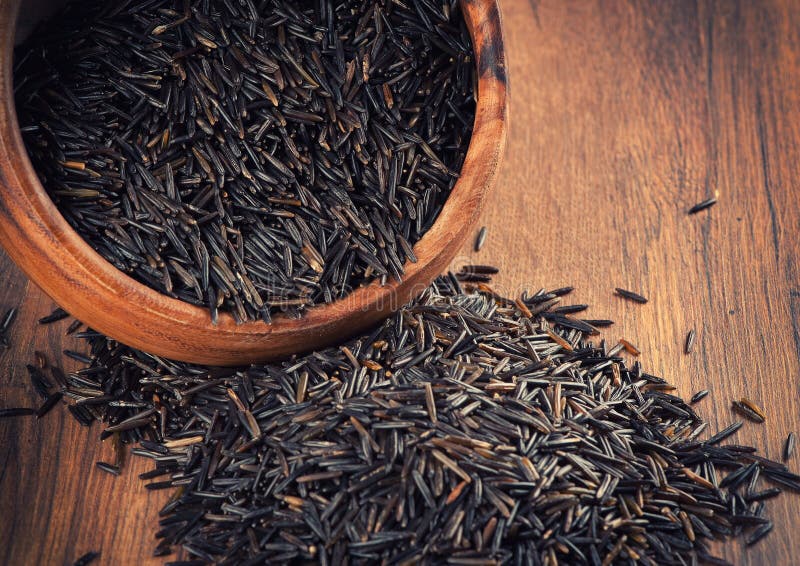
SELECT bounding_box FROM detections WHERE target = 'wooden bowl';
[0,0,508,365]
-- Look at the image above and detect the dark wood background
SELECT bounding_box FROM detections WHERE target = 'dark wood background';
[2,0,800,563]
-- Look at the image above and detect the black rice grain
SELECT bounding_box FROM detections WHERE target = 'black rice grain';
[785,432,796,461]
[38,308,69,325]
[0,408,35,418]
[72,551,100,566]
[732,399,766,423]
[96,462,121,476]
[36,392,63,419]
[685,328,696,354]
[0,306,17,352]
[688,197,718,215]
[614,287,648,304]
[474,226,488,251]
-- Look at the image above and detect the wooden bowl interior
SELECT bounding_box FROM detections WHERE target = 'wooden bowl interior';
[0,0,508,365]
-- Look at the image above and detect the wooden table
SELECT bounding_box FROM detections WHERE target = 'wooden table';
[2,0,799,563]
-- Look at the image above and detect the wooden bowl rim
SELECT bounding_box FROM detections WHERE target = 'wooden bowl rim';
[0,0,508,364]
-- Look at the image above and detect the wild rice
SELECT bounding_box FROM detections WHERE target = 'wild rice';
[688,197,718,215]
[0,306,17,353]
[33,274,799,564]
[72,551,100,566]
[16,0,476,324]
[784,433,796,461]
[614,287,648,304]
[0,408,36,418]
[38,307,69,325]
[474,226,488,252]
[685,328,696,354]
[732,399,766,423]
[96,462,121,476]
[36,392,63,419]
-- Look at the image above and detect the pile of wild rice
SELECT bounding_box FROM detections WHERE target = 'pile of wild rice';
[24,274,797,565]
[14,0,475,323]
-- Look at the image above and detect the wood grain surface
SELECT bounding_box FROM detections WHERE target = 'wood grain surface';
[2,0,800,564]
